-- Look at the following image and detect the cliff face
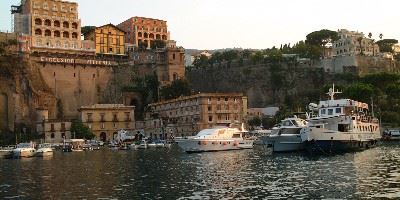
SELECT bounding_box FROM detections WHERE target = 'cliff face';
[0,55,56,133]
[187,61,328,108]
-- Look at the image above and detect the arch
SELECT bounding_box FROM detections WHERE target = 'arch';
[44,29,51,36]
[63,31,69,38]
[72,22,78,29]
[44,19,51,26]
[100,132,107,142]
[35,29,42,36]
[173,73,178,81]
[156,34,161,40]
[54,30,60,37]
[71,32,78,39]
[149,33,154,39]
[0,93,8,131]
[138,32,142,37]
[144,32,148,38]
[162,35,167,40]
[35,18,42,25]
[63,21,69,28]
[54,20,60,27]
[55,40,61,47]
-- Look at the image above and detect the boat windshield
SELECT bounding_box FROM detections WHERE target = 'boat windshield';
[196,129,218,136]
[17,143,32,148]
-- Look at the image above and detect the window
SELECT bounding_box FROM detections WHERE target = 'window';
[87,113,93,122]
[36,39,42,46]
[63,21,69,28]
[113,113,118,122]
[335,108,341,114]
[101,123,105,129]
[35,18,42,25]
[63,31,69,38]
[208,106,211,111]
[61,123,65,131]
[50,124,55,131]
[43,3,48,9]
[208,98,211,104]
[44,29,51,36]
[100,113,105,122]
[44,19,51,26]
[125,112,131,121]
[35,29,42,36]
[328,109,333,115]
[54,31,60,37]
[52,4,58,11]
[321,109,326,115]
[72,32,78,39]
[208,116,213,122]
[64,42,69,48]
[51,133,55,138]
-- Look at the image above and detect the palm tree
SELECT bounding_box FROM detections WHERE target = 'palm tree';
[379,33,383,40]
[368,32,372,38]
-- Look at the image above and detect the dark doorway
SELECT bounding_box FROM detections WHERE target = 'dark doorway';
[100,132,107,142]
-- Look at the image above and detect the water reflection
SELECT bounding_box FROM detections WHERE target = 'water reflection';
[0,144,399,199]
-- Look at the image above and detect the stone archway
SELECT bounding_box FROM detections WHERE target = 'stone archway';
[0,93,8,131]
[100,132,107,142]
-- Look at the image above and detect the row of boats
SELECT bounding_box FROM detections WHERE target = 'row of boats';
[0,143,53,158]
[175,85,382,155]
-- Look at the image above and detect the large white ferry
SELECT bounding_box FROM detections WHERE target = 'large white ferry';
[176,124,254,153]
[300,85,381,154]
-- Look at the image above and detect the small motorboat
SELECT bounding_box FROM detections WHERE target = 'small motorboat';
[0,146,15,159]
[35,143,53,157]
[12,142,36,158]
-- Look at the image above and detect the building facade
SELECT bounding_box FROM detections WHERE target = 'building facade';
[79,104,135,142]
[145,93,248,138]
[35,109,71,143]
[332,29,379,57]
[85,24,125,55]
[117,16,169,48]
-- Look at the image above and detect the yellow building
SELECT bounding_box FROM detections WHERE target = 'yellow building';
[79,104,135,142]
[85,24,125,55]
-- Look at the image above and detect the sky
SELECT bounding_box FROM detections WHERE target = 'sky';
[1,0,399,50]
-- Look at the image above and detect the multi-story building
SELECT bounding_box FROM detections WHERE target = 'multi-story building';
[145,93,248,138]
[117,16,169,48]
[14,0,85,53]
[79,104,135,142]
[84,24,125,55]
[35,109,71,143]
[332,29,379,57]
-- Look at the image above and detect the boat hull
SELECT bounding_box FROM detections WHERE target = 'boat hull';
[35,151,53,157]
[263,134,304,152]
[176,139,253,153]
[304,139,378,154]
[13,149,36,158]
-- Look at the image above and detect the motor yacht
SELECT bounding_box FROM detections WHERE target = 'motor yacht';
[12,142,36,158]
[35,143,53,157]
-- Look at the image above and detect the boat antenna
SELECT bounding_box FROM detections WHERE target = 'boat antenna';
[327,83,342,100]
[371,97,375,118]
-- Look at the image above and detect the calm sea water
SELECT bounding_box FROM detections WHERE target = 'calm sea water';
[1,143,400,199]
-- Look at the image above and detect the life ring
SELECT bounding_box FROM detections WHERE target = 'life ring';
[222,141,227,145]
[233,141,238,146]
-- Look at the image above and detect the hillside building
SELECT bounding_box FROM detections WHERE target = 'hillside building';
[117,16,169,48]
[84,24,126,56]
[332,29,379,57]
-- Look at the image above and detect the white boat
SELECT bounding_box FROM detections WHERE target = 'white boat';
[175,124,254,153]
[35,143,53,157]
[262,117,308,152]
[300,84,381,154]
[12,142,36,158]
[136,140,148,149]
[147,142,157,148]
[0,146,15,158]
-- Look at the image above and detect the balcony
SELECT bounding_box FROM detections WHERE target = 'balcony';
[217,120,232,124]
[216,110,231,114]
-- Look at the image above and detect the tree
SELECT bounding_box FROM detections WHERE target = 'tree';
[248,117,262,129]
[160,79,192,100]
[305,29,339,58]
[368,32,372,38]
[376,39,398,53]
[357,37,364,55]
[193,54,209,68]
[344,83,374,103]
[81,26,96,36]
[70,120,95,140]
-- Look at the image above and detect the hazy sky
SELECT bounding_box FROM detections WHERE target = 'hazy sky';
[1,0,399,49]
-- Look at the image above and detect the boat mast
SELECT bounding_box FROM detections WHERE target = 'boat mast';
[326,84,342,101]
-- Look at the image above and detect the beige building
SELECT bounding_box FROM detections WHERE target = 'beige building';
[35,109,71,143]
[117,16,169,48]
[15,0,82,52]
[332,29,380,57]
[79,104,135,142]
[145,93,248,138]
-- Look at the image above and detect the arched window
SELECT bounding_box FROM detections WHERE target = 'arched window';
[55,40,61,47]
[63,31,69,38]
[35,29,42,36]
[54,20,60,27]
[156,34,160,40]
[162,35,167,40]
[35,18,42,25]
[71,32,78,39]
[138,32,142,37]
[44,29,51,36]
[144,32,148,38]
[54,30,60,37]
[44,19,51,26]
[72,22,78,29]
[63,21,69,28]
[149,33,154,39]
